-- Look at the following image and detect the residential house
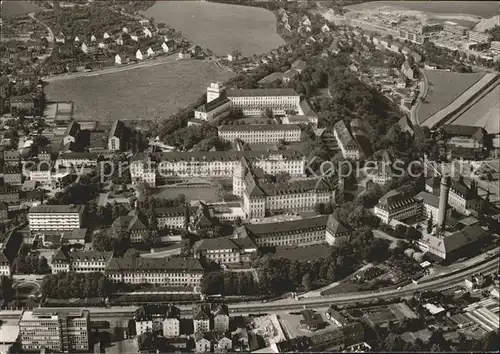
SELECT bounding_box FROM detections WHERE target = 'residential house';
[212,304,230,332]
[0,185,20,203]
[193,304,212,333]
[3,165,22,185]
[130,33,139,42]
[0,202,9,220]
[115,54,123,65]
[63,121,80,146]
[112,211,149,243]
[55,32,65,43]
[74,36,81,43]
[51,248,113,274]
[136,49,144,60]
[291,59,307,73]
[195,333,212,353]
[325,307,349,327]
[162,40,176,53]
[108,120,126,151]
[163,305,181,337]
[214,333,232,352]
[321,24,330,33]
[179,50,191,59]
[143,27,153,38]
[90,34,97,42]
[116,33,130,46]
[4,150,20,165]
[103,32,110,39]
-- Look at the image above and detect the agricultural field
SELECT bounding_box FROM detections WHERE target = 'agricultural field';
[1,0,41,18]
[44,60,235,122]
[142,1,285,56]
[449,83,500,134]
[418,70,485,124]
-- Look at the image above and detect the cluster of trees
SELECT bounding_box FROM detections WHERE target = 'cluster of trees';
[0,276,14,303]
[193,136,231,152]
[486,25,500,41]
[92,230,131,256]
[85,200,130,228]
[256,228,392,296]
[48,171,101,205]
[41,272,111,299]
[156,95,206,141]
[12,245,50,275]
[164,123,218,151]
[200,271,258,295]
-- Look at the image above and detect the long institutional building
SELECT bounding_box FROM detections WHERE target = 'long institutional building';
[19,308,90,353]
[28,205,85,232]
[194,82,314,123]
[130,150,305,186]
[218,124,301,143]
[374,175,489,260]
[237,157,336,218]
[194,215,350,265]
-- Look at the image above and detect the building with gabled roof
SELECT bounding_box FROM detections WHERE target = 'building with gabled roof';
[105,257,204,286]
[51,248,113,274]
[448,177,483,214]
[29,204,85,231]
[212,304,230,332]
[218,124,301,143]
[108,120,126,151]
[193,235,257,265]
[333,120,363,160]
[63,121,80,146]
[194,95,231,122]
[112,211,149,243]
[374,190,422,224]
[193,304,212,333]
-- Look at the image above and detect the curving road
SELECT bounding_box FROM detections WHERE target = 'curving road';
[410,68,428,126]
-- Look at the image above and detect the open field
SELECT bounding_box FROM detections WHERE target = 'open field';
[142,1,285,56]
[45,60,235,121]
[273,244,331,261]
[448,83,500,134]
[418,70,485,124]
[1,0,41,18]
[151,186,221,202]
[346,1,497,18]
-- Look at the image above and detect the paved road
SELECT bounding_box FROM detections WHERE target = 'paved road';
[410,68,428,126]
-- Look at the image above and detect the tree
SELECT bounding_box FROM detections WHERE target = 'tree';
[0,276,14,303]
[261,107,273,119]
[301,273,312,292]
[92,231,115,252]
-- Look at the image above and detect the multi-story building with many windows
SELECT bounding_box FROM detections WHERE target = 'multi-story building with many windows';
[448,178,483,214]
[28,204,85,231]
[374,190,422,224]
[152,151,304,183]
[108,120,126,151]
[241,163,336,219]
[234,214,350,248]
[468,30,492,43]
[218,124,301,143]
[194,95,232,122]
[105,257,204,287]
[333,120,362,160]
[415,191,440,222]
[130,154,157,187]
[225,88,301,115]
[51,248,113,274]
[193,235,257,264]
[19,308,90,353]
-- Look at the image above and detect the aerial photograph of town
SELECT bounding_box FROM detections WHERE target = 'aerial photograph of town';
[0,0,499,352]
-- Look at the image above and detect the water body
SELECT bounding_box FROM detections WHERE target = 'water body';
[347,1,499,18]
[142,1,285,56]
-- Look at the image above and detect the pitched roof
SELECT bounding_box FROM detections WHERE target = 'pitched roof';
[196,95,230,113]
[52,248,113,263]
[326,215,349,235]
[377,190,417,211]
[29,204,84,214]
[257,72,284,84]
[64,121,80,137]
[240,215,329,238]
[333,120,359,150]
[218,124,300,132]
[442,125,487,138]
[415,191,440,209]
[225,88,299,97]
[150,150,303,163]
[194,236,241,252]
[193,304,211,320]
[106,256,204,273]
[109,120,125,139]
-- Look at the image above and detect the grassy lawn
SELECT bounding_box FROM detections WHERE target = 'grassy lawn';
[45,60,235,122]
[418,70,485,123]
[1,1,41,18]
[273,244,331,261]
[151,186,221,202]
